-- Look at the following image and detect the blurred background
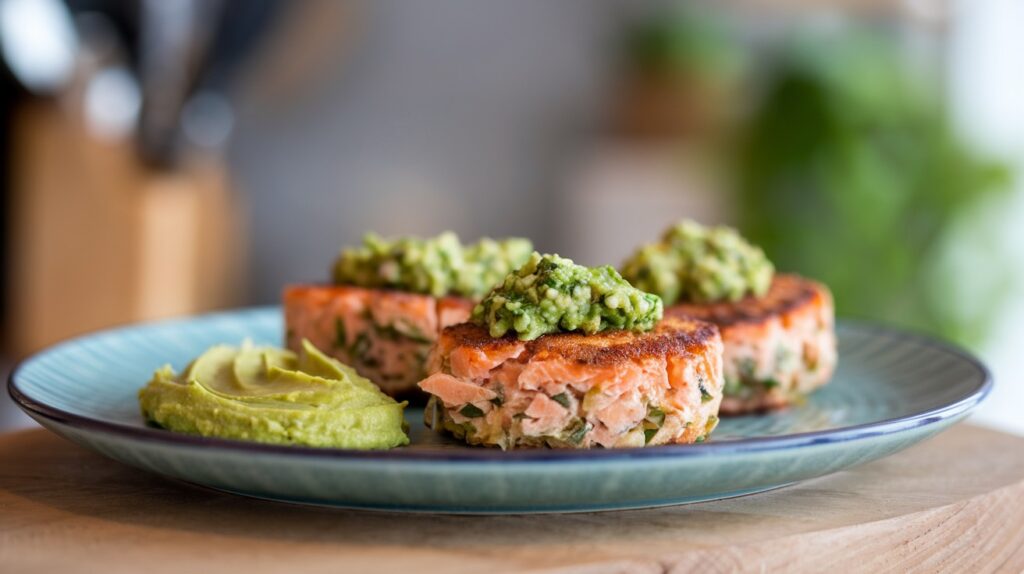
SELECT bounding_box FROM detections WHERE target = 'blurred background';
[2,0,1022,433]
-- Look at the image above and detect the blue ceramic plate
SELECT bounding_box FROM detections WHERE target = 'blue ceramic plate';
[9,308,990,514]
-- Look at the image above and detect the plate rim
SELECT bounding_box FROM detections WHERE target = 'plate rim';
[7,308,993,464]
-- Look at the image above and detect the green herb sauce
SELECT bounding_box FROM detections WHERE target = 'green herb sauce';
[333,231,532,298]
[621,220,774,304]
[472,252,664,341]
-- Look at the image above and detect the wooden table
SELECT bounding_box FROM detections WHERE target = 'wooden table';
[2,423,1023,573]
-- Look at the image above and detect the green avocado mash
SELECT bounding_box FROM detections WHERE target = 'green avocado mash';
[472,252,664,341]
[333,231,532,298]
[138,340,409,449]
[621,220,774,304]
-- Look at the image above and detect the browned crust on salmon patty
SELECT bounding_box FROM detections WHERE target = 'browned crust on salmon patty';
[668,274,826,328]
[440,316,720,366]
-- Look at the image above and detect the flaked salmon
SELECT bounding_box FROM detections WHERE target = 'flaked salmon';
[418,316,723,449]
[284,285,473,396]
[666,274,836,415]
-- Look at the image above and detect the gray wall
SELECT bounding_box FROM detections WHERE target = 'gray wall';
[229,0,618,303]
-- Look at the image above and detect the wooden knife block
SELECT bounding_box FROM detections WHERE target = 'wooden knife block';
[6,102,245,356]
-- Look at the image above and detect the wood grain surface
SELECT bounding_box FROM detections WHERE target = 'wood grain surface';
[1,423,1023,573]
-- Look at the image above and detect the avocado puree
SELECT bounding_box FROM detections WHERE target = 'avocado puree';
[621,220,774,304]
[472,252,663,341]
[139,340,409,449]
[333,231,532,298]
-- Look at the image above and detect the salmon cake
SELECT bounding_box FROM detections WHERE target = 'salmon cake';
[622,220,837,415]
[284,232,531,397]
[284,285,473,396]
[666,274,836,414]
[419,316,724,449]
